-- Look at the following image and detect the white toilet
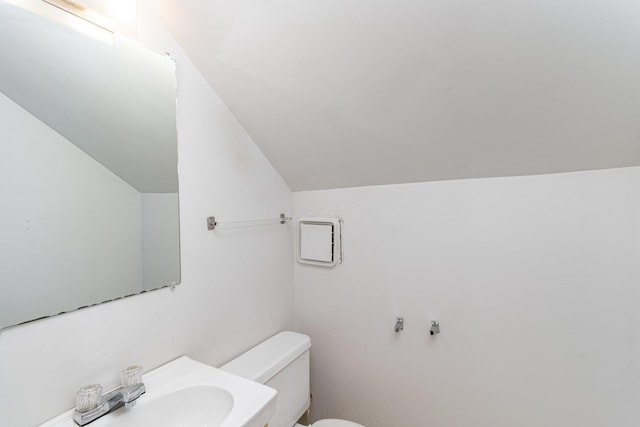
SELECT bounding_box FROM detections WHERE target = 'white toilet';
[220,331,364,427]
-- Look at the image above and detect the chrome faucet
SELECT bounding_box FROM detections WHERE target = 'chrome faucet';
[73,366,145,426]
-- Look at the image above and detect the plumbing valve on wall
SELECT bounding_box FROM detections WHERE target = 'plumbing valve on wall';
[430,320,440,335]
[394,317,404,333]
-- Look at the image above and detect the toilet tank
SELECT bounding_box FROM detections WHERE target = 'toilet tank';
[220,331,312,427]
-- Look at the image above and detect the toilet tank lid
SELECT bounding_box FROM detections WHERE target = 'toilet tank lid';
[220,331,311,384]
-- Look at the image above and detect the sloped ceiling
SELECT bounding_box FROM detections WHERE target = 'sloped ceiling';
[154,0,640,191]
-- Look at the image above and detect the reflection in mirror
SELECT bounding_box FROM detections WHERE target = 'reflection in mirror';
[0,0,180,328]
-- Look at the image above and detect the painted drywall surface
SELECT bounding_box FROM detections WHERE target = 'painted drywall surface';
[0,91,142,327]
[294,167,640,427]
[141,193,180,290]
[147,1,640,191]
[0,1,293,425]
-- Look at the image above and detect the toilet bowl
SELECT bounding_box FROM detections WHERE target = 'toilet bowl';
[220,331,364,427]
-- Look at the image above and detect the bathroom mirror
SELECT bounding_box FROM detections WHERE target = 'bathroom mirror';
[0,0,180,328]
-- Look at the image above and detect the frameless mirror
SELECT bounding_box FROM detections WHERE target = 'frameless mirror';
[0,0,180,328]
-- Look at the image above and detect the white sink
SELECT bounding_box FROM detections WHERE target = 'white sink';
[40,356,277,427]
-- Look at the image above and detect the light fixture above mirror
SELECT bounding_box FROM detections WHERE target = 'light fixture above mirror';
[43,0,137,38]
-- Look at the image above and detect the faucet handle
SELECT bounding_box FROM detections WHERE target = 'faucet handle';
[121,365,143,387]
[76,384,103,413]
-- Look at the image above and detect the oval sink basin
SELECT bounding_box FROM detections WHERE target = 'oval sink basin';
[40,357,276,427]
[96,385,233,427]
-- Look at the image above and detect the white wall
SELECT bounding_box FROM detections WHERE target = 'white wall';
[294,167,640,427]
[141,193,180,290]
[0,91,142,327]
[0,1,294,425]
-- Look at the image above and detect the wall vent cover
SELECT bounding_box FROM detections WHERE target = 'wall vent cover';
[296,217,342,267]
